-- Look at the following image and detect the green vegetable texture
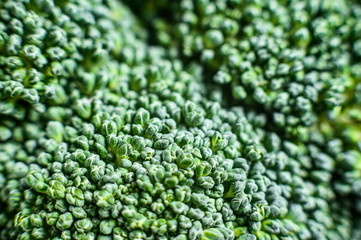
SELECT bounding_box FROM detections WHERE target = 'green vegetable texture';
[0,0,360,239]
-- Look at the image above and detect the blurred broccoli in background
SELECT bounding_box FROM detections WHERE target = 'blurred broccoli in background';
[1,0,361,239]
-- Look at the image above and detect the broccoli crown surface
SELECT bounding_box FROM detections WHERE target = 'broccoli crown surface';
[0,0,361,240]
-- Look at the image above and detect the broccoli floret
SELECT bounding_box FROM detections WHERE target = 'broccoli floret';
[0,0,144,119]
[4,85,304,239]
[124,0,359,138]
[0,0,361,239]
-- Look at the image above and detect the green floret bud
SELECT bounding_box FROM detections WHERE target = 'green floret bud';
[47,180,66,199]
[56,212,73,231]
[100,219,117,235]
[214,71,232,84]
[169,201,190,215]
[204,30,224,48]
[46,121,65,143]
[65,187,85,207]
[46,212,60,226]
[203,228,224,240]
[25,171,48,194]
[0,126,12,142]
[74,218,93,233]
[95,190,115,208]
[151,218,167,235]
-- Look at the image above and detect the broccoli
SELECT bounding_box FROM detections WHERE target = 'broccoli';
[0,0,360,239]
[124,0,360,137]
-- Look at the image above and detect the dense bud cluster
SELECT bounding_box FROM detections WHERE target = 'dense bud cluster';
[125,0,361,138]
[0,0,143,119]
[0,0,361,240]
[7,91,295,239]
[124,0,361,238]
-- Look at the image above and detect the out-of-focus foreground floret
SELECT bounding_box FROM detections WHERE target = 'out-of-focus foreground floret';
[0,0,361,240]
